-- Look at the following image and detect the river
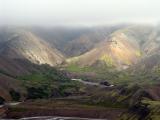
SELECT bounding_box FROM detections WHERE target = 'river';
[71,79,114,87]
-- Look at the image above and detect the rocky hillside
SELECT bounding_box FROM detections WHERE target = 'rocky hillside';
[30,25,124,57]
[66,25,156,69]
[0,28,64,66]
[1,25,160,70]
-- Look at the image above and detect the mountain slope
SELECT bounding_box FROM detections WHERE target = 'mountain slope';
[0,28,64,66]
[0,73,24,102]
[67,27,151,68]
[31,26,125,57]
[142,28,160,55]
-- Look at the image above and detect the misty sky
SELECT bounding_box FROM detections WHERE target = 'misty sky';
[0,0,160,26]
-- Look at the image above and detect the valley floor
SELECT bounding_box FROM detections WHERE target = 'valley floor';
[2,99,126,120]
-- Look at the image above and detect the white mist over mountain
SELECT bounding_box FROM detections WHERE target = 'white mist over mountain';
[0,0,160,26]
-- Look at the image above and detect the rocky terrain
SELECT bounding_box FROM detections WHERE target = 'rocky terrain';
[67,25,156,69]
[0,28,64,66]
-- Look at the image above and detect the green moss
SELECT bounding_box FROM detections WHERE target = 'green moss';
[135,51,142,57]
[117,95,128,102]
[100,54,114,67]
[110,91,118,97]
[66,64,93,73]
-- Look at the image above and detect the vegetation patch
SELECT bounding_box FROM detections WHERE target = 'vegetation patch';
[17,67,85,99]
[100,54,114,67]
[66,64,94,73]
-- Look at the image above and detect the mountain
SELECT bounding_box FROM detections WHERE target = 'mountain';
[0,27,66,102]
[0,73,24,102]
[142,28,160,55]
[0,25,158,70]
[129,27,160,71]
[30,25,125,57]
[0,28,64,66]
[66,25,154,69]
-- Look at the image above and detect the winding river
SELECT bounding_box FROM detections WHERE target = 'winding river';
[71,78,114,87]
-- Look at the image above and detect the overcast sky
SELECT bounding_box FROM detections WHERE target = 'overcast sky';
[0,0,160,26]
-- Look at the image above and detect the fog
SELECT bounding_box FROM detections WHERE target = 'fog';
[0,0,160,26]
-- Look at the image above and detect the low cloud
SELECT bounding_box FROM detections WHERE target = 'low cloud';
[0,0,160,26]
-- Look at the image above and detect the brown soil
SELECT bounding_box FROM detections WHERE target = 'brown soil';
[0,107,8,118]
[145,84,160,100]
[5,103,125,120]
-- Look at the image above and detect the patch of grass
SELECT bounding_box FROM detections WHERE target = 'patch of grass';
[100,54,114,67]
[135,50,142,57]
[16,67,85,99]
[66,64,94,73]
[142,100,160,106]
